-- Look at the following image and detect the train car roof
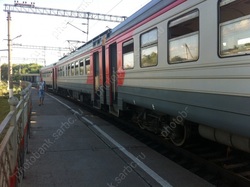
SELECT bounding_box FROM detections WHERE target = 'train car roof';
[57,29,111,65]
[40,62,56,71]
[54,0,177,66]
[110,0,177,37]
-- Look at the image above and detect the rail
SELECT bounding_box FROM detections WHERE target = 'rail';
[0,81,32,187]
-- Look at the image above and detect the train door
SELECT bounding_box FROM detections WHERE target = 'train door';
[109,43,119,115]
[93,52,100,108]
[53,67,57,90]
[102,46,106,105]
[52,68,55,90]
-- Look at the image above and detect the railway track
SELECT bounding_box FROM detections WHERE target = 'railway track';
[114,121,250,187]
[53,92,250,187]
[113,120,250,187]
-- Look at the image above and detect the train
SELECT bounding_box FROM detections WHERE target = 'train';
[40,0,250,153]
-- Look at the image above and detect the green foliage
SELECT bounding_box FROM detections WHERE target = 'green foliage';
[141,52,158,67]
[0,81,21,123]
[0,96,9,122]
[0,81,9,96]
[1,64,8,80]
[0,81,21,96]
[1,63,43,81]
[0,81,23,129]
[171,56,186,63]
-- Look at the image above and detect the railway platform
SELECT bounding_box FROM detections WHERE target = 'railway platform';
[21,89,214,187]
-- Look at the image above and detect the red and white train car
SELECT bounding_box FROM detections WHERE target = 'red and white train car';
[41,0,250,153]
[40,63,57,90]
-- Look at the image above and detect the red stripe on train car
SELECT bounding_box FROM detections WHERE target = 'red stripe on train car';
[105,0,187,87]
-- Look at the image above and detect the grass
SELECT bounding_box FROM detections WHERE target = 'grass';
[0,96,10,143]
[0,82,10,123]
[0,82,22,121]
[0,96,10,122]
[0,81,22,143]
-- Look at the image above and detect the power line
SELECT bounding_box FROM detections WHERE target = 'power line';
[107,0,124,14]
[90,0,124,29]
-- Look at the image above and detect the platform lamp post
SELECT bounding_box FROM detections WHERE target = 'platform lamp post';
[7,11,22,98]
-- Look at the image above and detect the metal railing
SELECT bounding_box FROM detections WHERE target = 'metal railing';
[0,81,32,187]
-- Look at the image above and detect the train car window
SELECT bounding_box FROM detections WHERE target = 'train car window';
[62,66,65,77]
[219,0,250,57]
[57,68,60,77]
[79,59,84,75]
[75,61,79,76]
[59,67,62,77]
[122,39,134,69]
[168,11,199,64]
[71,62,75,76]
[140,28,158,67]
[68,64,71,76]
[85,58,90,75]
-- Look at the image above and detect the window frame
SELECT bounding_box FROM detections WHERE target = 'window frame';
[67,64,71,76]
[122,39,134,70]
[219,0,250,58]
[168,10,199,64]
[140,28,158,68]
[85,58,90,75]
[79,59,84,75]
[71,62,75,76]
[75,60,79,76]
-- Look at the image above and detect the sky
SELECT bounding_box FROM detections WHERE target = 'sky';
[0,0,151,66]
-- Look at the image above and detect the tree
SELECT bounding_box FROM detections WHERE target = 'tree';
[1,64,8,81]
[0,63,43,82]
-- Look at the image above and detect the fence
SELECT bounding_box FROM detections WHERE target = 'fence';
[0,81,32,187]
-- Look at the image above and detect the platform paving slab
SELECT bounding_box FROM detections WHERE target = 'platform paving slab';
[22,90,214,187]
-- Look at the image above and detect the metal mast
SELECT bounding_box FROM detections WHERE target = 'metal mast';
[12,44,69,51]
[4,3,127,22]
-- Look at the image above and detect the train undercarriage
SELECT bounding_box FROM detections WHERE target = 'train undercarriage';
[130,107,193,147]
[129,106,250,153]
[48,85,250,153]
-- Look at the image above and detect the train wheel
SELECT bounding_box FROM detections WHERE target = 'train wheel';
[170,120,190,146]
[138,120,145,129]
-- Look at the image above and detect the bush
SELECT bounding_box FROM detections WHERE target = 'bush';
[0,82,8,96]
[0,81,22,96]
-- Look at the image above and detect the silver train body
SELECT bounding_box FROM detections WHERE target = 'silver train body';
[41,0,250,152]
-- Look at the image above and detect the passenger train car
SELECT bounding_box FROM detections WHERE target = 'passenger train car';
[40,0,250,153]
